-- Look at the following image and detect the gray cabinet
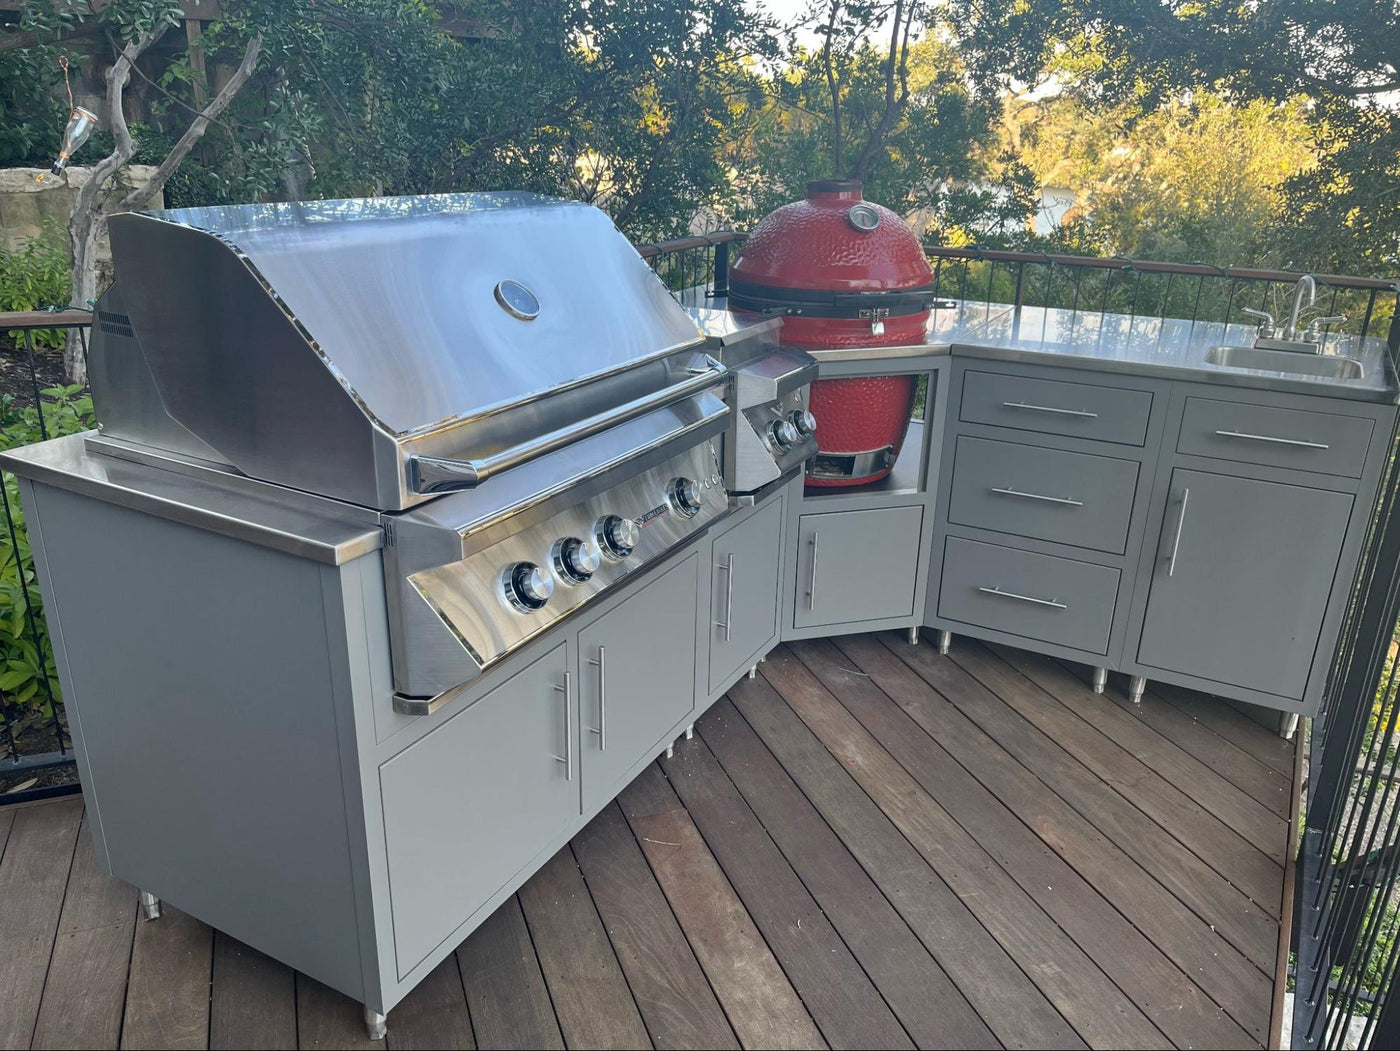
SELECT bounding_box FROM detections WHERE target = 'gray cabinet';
[710,499,783,691]
[579,553,699,811]
[380,643,575,976]
[1136,468,1353,700]
[794,505,924,629]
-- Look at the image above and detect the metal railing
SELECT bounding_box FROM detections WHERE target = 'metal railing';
[0,310,91,804]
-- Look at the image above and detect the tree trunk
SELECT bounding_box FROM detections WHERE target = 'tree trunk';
[65,208,102,385]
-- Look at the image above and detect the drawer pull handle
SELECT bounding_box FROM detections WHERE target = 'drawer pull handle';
[991,486,1084,508]
[714,551,735,641]
[1214,429,1329,450]
[552,673,573,782]
[1167,487,1191,577]
[807,532,820,610]
[587,647,607,750]
[1003,400,1099,419]
[978,585,1067,610]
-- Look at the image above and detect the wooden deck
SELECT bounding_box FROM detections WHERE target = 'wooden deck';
[0,632,1298,1050]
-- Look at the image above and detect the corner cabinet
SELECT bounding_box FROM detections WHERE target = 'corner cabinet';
[1135,469,1352,699]
[708,497,784,692]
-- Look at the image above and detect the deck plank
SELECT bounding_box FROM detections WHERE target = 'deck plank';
[727,673,1085,1050]
[209,932,296,1051]
[456,897,563,1051]
[32,813,135,1051]
[980,642,1285,911]
[121,905,213,1051]
[384,956,474,1051]
[660,734,916,1051]
[1062,662,1292,818]
[793,639,1258,1050]
[1151,681,1297,776]
[618,764,824,1051]
[757,647,1168,1050]
[572,803,739,1050]
[296,974,384,1050]
[518,847,651,1050]
[697,698,998,1050]
[0,796,82,1051]
[837,633,1272,1043]
[892,634,1279,972]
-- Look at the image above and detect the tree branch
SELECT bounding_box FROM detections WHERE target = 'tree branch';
[120,32,263,211]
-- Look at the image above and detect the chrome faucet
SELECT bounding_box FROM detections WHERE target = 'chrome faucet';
[1285,274,1316,341]
[1242,274,1346,353]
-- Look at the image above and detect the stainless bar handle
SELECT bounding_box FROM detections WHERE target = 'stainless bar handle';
[1214,429,1329,450]
[552,673,573,782]
[713,552,734,642]
[807,532,820,609]
[977,586,1067,610]
[1002,400,1099,419]
[1167,487,1190,577]
[411,362,726,493]
[588,647,607,750]
[991,486,1084,507]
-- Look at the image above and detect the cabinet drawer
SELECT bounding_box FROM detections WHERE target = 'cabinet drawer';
[795,505,924,629]
[948,436,1139,554]
[938,536,1119,655]
[381,644,575,976]
[1177,396,1372,478]
[961,369,1152,445]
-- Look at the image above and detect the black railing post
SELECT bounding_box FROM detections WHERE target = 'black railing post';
[711,240,729,299]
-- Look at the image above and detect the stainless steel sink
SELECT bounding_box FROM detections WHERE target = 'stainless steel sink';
[1205,344,1365,380]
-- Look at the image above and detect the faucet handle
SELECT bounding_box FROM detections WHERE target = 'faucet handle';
[1240,307,1276,334]
[1306,315,1347,339]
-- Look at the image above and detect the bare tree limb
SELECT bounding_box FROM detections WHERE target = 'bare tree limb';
[821,0,843,175]
[120,33,263,211]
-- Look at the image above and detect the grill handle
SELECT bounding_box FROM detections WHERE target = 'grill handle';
[410,360,727,494]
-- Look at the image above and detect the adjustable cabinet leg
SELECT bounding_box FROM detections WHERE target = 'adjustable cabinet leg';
[685,724,694,740]
[937,630,952,655]
[907,626,920,645]
[1280,712,1300,740]
[364,1007,387,1041]
[665,743,674,760]
[139,890,161,920]
[747,665,757,679]
[1092,667,1108,694]
[1129,676,1147,705]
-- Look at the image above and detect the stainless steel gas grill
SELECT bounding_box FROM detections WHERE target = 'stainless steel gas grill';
[90,193,739,699]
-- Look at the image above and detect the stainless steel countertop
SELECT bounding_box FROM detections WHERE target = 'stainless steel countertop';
[0,433,383,565]
[952,304,1398,402]
[695,296,1397,401]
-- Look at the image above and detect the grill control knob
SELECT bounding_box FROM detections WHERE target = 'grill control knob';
[769,418,801,450]
[596,514,639,559]
[503,562,553,612]
[789,409,817,438]
[553,536,601,584]
[668,476,703,517]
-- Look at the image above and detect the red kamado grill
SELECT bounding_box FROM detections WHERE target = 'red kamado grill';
[728,179,937,487]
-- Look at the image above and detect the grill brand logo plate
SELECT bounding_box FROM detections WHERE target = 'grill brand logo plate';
[637,503,670,526]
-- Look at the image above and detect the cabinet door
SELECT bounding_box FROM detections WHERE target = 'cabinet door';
[794,505,924,629]
[710,499,783,691]
[380,644,575,976]
[579,554,699,811]
[1137,469,1352,700]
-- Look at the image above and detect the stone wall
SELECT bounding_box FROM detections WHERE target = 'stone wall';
[0,165,164,278]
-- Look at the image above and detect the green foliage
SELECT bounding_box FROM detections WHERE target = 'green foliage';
[0,221,72,351]
[0,385,94,717]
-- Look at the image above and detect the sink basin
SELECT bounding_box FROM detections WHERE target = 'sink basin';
[1205,344,1365,380]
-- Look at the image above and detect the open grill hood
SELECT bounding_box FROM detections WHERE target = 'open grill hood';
[94,193,708,511]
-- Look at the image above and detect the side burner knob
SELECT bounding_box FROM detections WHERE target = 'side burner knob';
[789,409,817,438]
[596,514,639,559]
[503,562,553,612]
[770,418,801,450]
[553,536,602,583]
[668,477,703,517]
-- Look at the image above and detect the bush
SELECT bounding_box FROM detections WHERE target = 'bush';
[0,385,94,716]
[0,220,72,351]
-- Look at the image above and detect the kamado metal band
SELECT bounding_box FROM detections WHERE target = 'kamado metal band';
[727,278,950,319]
